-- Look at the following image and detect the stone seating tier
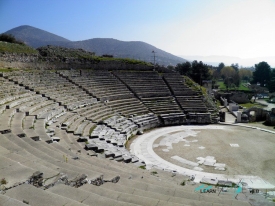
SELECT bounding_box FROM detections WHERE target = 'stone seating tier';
[140,96,182,115]
[113,71,172,98]
[106,98,149,116]
[0,70,247,206]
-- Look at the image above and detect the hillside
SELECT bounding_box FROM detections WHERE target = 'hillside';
[0,41,38,55]
[4,25,70,48]
[4,25,186,66]
[37,45,151,65]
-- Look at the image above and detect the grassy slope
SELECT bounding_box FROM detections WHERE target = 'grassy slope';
[0,42,151,66]
[0,41,38,55]
[239,102,266,109]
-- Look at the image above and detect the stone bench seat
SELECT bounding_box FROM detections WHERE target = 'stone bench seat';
[180,103,206,108]
[4,94,39,109]
[3,132,105,179]
[84,83,128,91]
[183,108,209,112]
[5,184,87,206]
[66,98,97,111]
[23,116,35,130]
[41,107,64,122]
[108,102,146,112]
[48,184,138,206]
[25,99,55,114]
[85,108,113,122]
[106,98,142,106]
[0,108,17,132]
[30,103,59,119]
[34,118,53,142]
[113,106,149,117]
[81,104,110,118]
[66,117,86,133]
[136,92,172,98]
[89,87,130,95]
[10,112,25,136]
[176,96,203,100]
[74,120,91,136]
[62,114,81,127]
[23,128,40,141]
[0,90,33,105]
[150,108,182,114]
[99,93,135,101]
[0,155,39,188]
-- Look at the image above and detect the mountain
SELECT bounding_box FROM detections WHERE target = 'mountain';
[4,25,70,48]
[180,55,275,68]
[4,25,186,66]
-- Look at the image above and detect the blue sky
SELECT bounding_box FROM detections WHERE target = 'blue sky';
[1,0,275,60]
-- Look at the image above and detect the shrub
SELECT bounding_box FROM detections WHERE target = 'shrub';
[139,165,146,170]
[0,34,24,45]
[180,180,185,186]
[1,178,7,185]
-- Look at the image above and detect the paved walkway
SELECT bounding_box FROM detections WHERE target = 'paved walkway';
[130,125,275,189]
[256,99,275,111]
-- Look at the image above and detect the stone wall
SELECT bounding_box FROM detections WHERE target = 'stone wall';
[266,108,275,126]
[243,107,269,122]
[0,53,38,63]
[215,91,249,104]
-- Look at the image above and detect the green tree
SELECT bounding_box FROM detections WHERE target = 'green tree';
[231,63,239,71]
[175,60,210,85]
[252,62,271,86]
[239,68,252,81]
[268,69,275,93]
[221,66,240,89]
[175,61,192,76]
[221,66,236,79]
[217,62,225,73]
[0,34,24,45]
[232,71,241,87]
[190,60,210,85]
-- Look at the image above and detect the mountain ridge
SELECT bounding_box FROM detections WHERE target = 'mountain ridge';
[4,25,186,66]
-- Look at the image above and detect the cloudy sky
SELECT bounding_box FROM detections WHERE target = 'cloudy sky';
[1,0,275,60]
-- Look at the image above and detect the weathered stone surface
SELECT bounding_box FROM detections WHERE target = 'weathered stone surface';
[266,108,275,126]
[65,174,87,188]
[28,171,44,187]
[89,175,104,186]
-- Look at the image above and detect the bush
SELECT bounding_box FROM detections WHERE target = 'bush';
[0,34,24,45]
[1,178,7,185]
[180,180,185,186]
[139,165,146,170]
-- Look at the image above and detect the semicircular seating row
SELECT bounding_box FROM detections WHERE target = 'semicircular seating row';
[0,71,247,206]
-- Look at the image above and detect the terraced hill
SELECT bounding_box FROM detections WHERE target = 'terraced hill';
[0,68,257,206]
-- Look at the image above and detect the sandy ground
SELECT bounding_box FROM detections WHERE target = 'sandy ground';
[153,125,275,185]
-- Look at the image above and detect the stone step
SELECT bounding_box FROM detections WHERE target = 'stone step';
[48,184,139,206]
[0,194,26,206]
[5,184,88,206]
[81,184,188,206]
[2,133,102,180]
